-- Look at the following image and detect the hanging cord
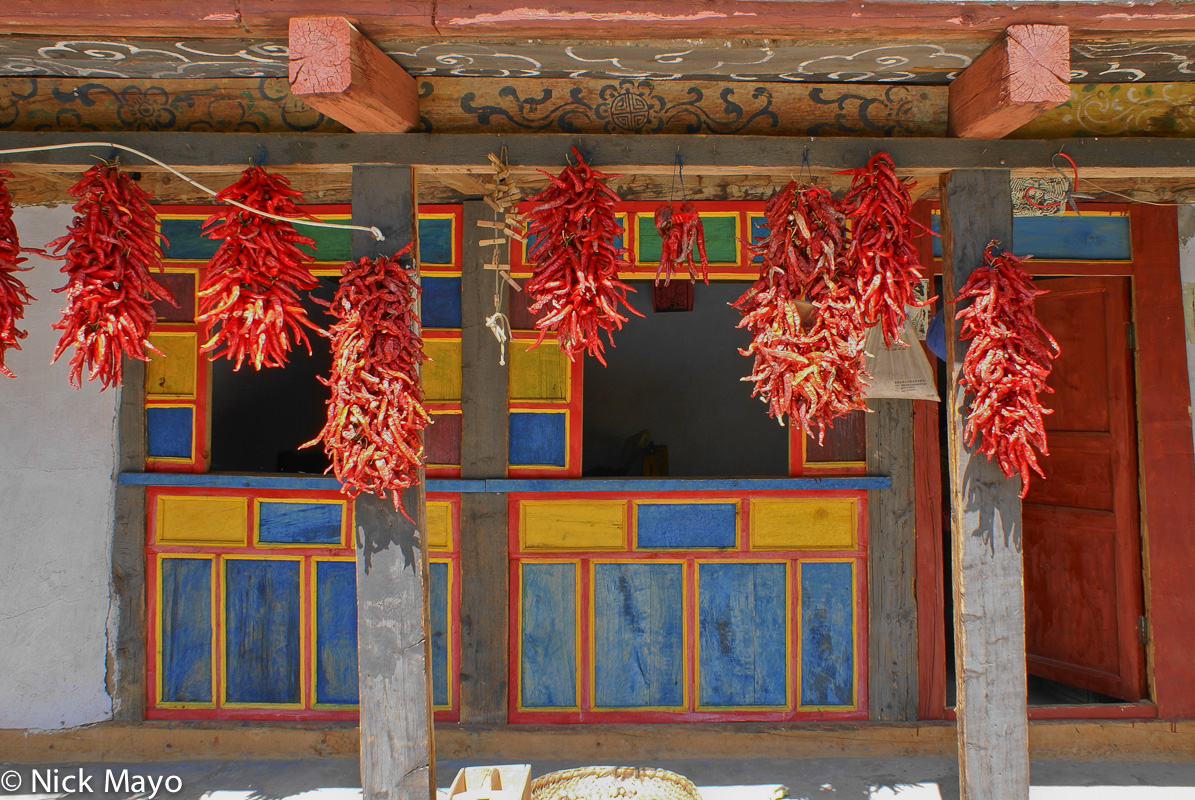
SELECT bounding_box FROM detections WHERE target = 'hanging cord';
[1039,149,1175,209]
[0,141,385,241]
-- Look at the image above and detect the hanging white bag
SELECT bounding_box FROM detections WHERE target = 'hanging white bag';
[863,316,940,401]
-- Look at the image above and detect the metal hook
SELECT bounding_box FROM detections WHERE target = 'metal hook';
[251,144,268,168]
[799,147,812,186]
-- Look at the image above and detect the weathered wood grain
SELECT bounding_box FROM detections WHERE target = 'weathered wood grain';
[940,168,1029,800]
[866,398,917,721]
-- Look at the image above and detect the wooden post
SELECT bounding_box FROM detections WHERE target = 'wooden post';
[866,398,918,720]
[458,199,510,722]
[939,169,1030,800]
[352,165,435,800]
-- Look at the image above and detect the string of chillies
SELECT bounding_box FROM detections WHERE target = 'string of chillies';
[524,146,642,366]
[954,243,1060,497]
[734,182,869,442]
[0,169,34,378]
[304,245,429,522]
[198,166,321,371]
[48,161,174,390]
[840,152,935,347]
[653,200,708,285]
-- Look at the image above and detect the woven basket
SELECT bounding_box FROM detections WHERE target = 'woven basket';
[530,766,701,800]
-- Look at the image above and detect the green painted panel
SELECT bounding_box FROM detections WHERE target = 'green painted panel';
[636,214,738,265]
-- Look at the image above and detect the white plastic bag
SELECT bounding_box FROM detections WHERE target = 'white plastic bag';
[863,317,940,401]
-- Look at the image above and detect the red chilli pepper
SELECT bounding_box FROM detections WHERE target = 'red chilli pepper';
[0,169,34,378]
[654,200,709,286]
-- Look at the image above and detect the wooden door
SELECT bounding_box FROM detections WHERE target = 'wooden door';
[1022,276,1146,701]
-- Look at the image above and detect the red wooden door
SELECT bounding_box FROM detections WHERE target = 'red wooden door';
[1022,276,1146,701]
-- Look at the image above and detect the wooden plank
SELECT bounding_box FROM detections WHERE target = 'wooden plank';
[1129,205,1195,718]
[458,199,511,722]
[866,398,917,721]
[939,168,1029,800]
[351,164,435,800]
[949,25,1071,139]
[288,17,419,133]
[913,397,947,721]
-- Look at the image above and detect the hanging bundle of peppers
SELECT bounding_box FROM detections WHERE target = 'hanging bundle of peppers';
[305,245,429,521]
[198,166,320,371]
[954,243,1059,497]
[0,169,34,378]
[840,152,933,346]
[48,161,174,389]
[653,201,708,285]
[734,182,868,441]
[524,146,642,365]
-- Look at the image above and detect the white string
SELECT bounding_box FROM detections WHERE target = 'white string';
[0,141,386,241]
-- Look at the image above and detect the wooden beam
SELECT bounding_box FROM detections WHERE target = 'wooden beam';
[949,25,1070,139]
[289,17,419,133]
[351,165,435,800]
[457,199,510,723]
[866,398,918,721]
[939,169,1029,800]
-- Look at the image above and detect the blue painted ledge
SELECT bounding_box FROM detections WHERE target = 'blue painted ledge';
[119,473,890,492]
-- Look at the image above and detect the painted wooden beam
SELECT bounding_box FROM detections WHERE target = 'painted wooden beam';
[939,169,1030,800]
[351,165,436,800]
[949,25,1070,139]
[289,17,419,133]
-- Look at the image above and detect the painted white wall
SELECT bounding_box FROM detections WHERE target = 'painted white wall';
[0,205,118,729]
[1179,206,1195,463]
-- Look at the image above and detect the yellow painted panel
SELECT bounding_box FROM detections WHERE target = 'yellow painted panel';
[157,495,248,546]
[146,332,198,398]
[426,502,453,551]
[521,500,627,551]
[750,498,857,551]
[509,341,569,401]
[424,339,462,402]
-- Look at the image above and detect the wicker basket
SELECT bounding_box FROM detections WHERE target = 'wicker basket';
[530,766,701,800]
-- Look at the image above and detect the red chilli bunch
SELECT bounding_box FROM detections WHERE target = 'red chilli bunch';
[49,162,174,389]
[954,244,1060,497]
[840,152,933,346]
[305,246,429,520]
[524,147,642,365]
[0,170,34,378]
[734,182,869,441]
[653,201,708,285]
[198,166,320,370]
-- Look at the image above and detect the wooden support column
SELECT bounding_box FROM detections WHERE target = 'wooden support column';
[458,199,510,722]
[940,169,1029,800]
[352,165,435,800]
[289,17,419,132]
[948,25,1070,139]
[867,398,918,720]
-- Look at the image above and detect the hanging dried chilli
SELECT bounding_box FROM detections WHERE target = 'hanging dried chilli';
[48,161,174,389]
[839,152,934,347]
[954,243,1060,498]
[198,166,320,371]
[734,182,868,441]
[524,146,642,365]
[0,169,34,378]
[304,245,429,521]
[653,201,708,285]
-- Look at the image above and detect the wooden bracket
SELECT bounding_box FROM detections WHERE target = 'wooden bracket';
[948,24,1070,139]
[288,16,419,133]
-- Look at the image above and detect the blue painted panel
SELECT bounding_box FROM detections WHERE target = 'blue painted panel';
[146,407,193,459]
[636,503,737,549]
[315,561,358,705]
[509,412,567,467]
[422,277,462,328]
[698,562,787,707]
[750,214,768,263]
[160,558,212,703]
[593,562,684,708]
[258,501,343,545]
[419,217,455,265]
[225,559,301,704]
[161,217,219,260]
[521,562,577,708]
[800,561,854,707]
[429,561,450,707]
[930,214,1131,260]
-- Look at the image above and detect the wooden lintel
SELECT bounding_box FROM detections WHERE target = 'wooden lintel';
[289,17,419,133]
[949,25,1071,139]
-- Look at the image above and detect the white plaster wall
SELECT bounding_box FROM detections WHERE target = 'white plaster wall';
[1180,206,1195,462]
[0,205,117,729]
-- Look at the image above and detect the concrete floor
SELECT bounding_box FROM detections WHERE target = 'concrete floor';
[3,758,1195,799]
